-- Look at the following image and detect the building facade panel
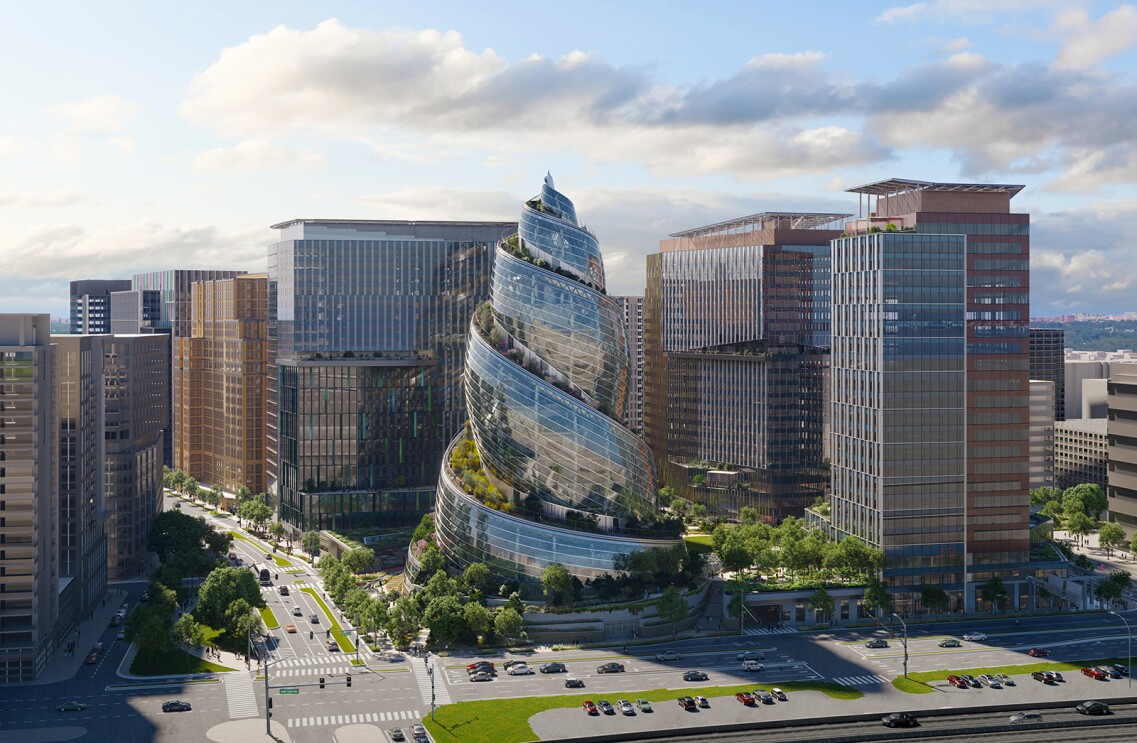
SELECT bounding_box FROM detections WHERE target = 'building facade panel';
[1030,328,1065,422]
[70,280,131,335]
[1055,418,1108,491]
[1109,364,1137,526]
[1028,380,1055,489]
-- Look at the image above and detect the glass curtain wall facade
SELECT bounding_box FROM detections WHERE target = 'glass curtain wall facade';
[643,214,844,521]
[421,175,678,591]
[267,219,515,530]
[70,279,131,335]
[1030,328,1065,422]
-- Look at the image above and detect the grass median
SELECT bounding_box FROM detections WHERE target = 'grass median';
[299,587,356,652]
[260,606,279,630]
[423,680,861,743]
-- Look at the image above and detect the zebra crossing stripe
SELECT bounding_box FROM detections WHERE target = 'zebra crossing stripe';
[285,710,420,728]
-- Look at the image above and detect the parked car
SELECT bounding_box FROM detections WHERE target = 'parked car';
[735,691,755,705]
[582,700,598,715]
[1096,665,1121,678]
[683,671,708,682]
[695,695,709,707]
[1076,700,1111,716]
[57,701,88,712]
[771,688,787,701]
[938,638,962,648]
[962,632,987,641]
[597,700,614,715]
[998,674,1015,686]
[1009,711,1043,724]
[502,660,523,670]
[977,674,1002,689]
[865,638,889,649]
[389,729,406,742]
[656,650,681,661]
[1028,648,1050,657]
[140,591,149,603]
[1044,671,1063,683]
[635,699,653,712]
[1112,664,1129,676]
[1082,667,1107,680]
[947,675,969,689]
[1031,671,1053,684]
[410,724,427,741]
[539,662,566,673]
[737,651,765,661]
[597,662,625,674]
[753,689,774,704]
[677,696,697,710]
[469,671,493,682]
[961,674,980,688]
[617,700,635,715]
[162,700,191,712]
[565,677,584,688]
[467,662,494,673]
[881,712,918,728]
[506,664,533,676]
[116,629,126,640]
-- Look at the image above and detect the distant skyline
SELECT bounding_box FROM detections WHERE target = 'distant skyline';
[3,1,1137,317]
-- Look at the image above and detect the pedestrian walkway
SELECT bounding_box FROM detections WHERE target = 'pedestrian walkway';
[275,656,356,668]
[832,673,891,686]
[274,665,356,678]
[742,625,798,636]
[412,657,452,706]
[225,672,260,718]
[286,710,420,727]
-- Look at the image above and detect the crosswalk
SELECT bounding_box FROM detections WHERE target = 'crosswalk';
[286,710,420,727]
[832,673,891,686]
[743,625,798,636]
[275,656,356,668]
[271,656,357,678]
[412,657,452,706]
[225,672,260,718]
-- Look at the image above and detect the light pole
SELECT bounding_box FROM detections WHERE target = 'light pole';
[892,612,908,679]
[1109,610,1132,688]
[426,657,436,721]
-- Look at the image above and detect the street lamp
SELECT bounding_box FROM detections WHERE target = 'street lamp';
[1109,610,1132,689]
[892,612,908,679]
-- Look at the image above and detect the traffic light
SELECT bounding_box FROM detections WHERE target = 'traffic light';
[268,698,273,709]
[319,677,325,689]
[346,674,351,688]
[309,631,313,639]
[326,629,330,639]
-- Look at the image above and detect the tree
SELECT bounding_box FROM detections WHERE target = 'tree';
[1099,522,1126,556]
[1063,487,1089,518]
[342,547,377,574]
[224,598,264,644]
[194,566,266,629]
[183,476,200,500]
[1095,570,1132,607]
[302,530,321,559]
[494,607,523,641]
[1041,499,1065,526]
[1069,483,1108,520]
[691,503,708,520]
[423,595,466,646]
[979,577,1009,612]
[462,562,492,596]
[269,521,286,544]
[808,588,835,624]
[357,597,389,643]
[739,506,759,526]
[417,543,445,581]
[1066,511,1095,547]
[656,586,688,633]
[464,601,493,641]
[1030,486,1062,508]
[862,579,893,617]
[669,497,690,518]
[208,483,223,509]
[1130,530,1137,560]
[386,595,421,646]
[542,563,574,606]
[172,614,206,649]
[235,485,253,508]
[920,585,950,615]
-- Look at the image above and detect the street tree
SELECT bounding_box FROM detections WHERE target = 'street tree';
[1066,511,1095,547]
[224,598,264,643]
[862,579,893,617]
[235,485,253,508]
[269,521,286,544]
[342,547,376,574]
[423,595,466,645]
[808,588,835,624]
[386,595,421,646]
[183,476,200,500]
[494,607,523,641]
[464,601,493,641]
[1099,522,1127,556]
[980,577,1009,612]
[172,614,206,649]
[920,585,950,615]
[542,563,574,606]
[1130,531,1137,560]
[194,566,266,629]
[302,530,321,559]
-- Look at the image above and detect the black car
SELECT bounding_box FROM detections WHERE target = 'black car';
[540,662,566,673]
[162,700,192,713]
[1031,671,1053,684]
[881,712,917,728]
[468,663,495,675]
[597,662,625,674]
[1112,664,1130,676]
[1076,700,1111,716]
[597,700,615,715]
[503,660,523,670]
[683,671,709,682]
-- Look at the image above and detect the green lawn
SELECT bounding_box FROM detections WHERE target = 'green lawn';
[299,587,356,652]
[423,680,860,743]
[260,606,279,629]
[130,647,234,676]
[228,531,251,542]
[891,676,936,694]
[683,534,714,554]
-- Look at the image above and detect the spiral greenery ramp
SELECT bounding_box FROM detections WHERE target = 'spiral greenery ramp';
[412,174,679,592]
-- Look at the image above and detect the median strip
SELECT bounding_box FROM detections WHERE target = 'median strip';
[298,587,355,652]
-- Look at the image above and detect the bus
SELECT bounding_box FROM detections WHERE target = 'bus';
[252,563,271,586]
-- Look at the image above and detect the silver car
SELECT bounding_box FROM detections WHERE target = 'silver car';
[1009,711,1043,724]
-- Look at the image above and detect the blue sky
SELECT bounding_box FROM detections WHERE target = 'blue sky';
[3,0,1137,318]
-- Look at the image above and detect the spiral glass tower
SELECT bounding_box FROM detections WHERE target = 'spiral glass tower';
[413,174,679,590]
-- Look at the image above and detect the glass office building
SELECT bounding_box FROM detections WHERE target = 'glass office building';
[419,175,678,590]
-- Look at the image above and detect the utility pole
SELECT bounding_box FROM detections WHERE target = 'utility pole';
[892,613,908,679]
[426,658,436,721]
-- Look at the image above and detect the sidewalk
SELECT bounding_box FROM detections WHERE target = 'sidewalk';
[23,588,129,686]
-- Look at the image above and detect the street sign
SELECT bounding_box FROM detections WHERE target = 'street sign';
[279,688,299,695]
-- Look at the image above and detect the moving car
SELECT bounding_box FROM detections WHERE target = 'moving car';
[947,675,969,689]
[162,700,191,712]
[753,689,774,704]
[865,638,889,649]
[565,677,584,688]
[58,701,88,712]
[1009,711,1043,724]
[506,664,533,675]
[284,624,297,633]
[1028,647,1050,657]
[683,671,708,682]
[998,674,1015,687]
[326,640,339,652]
[116,629,126,640]
[938,638,962,648]
[597,662,625,674]
[771,688,787,701]
[389,729,406,742]
[695,695,710,707]
[617,700,635,715]
[1076,700,1111,715]
[741,660,765,672]
[737,651,765,661]
[293,606,302,617]
[977,674,1002,689]
[278,585,290,596]
[597,700,615,715]
[502,660,524,670]
[678,696,697,710]
[539,662,566,673]
[656,650,681,661]
[962,632,988,642]
[735,691,755,705]
[84,651,99,665]
[636,699,653,712]
[1096,665,1121,678]
[1081,666,1107,680]
[1031,671,1053,684]
[140,591,149,603]
[310,614,319,624]
[582,700,598,715]
[469,671,493,682]
[881,712,917,728]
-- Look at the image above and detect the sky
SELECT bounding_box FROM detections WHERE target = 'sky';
[3,0,1137,319]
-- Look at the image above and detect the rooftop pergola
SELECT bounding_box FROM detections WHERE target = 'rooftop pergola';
[846,178,1024,197]
[669,212,852,238]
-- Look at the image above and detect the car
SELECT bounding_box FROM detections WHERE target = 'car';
[678,696,697,710]
[410,724,427,740]
[1076,700,1111,715]
[84,652,99,665]
[636,699,653,712]
[962,632,987,642]
[656,651,681,661]
[962,674,980,688]
[1028,647,1050,657]
[947,675,969,689]
[1045,671,1063,683]
[162,700,191,712]
[582,700,598,715]
[502,660,524,670]
[683,671,709,682]
[265,551,272,559]
[279,585,290,596]
[327,640,339,652]
[977,674,1002,689]
[597,700,614,715]
[737,650,765,661]
[735,691,755,705]
[116,629,126,640]
[881,712,918,728]
[938,638,962,648]
[467,661,494,671]
[1082,666,1107,680]
[506,664,533,675]
[540,662,566,673]
[467,663,495,675]
[1031,671,1053,684]
[617,700,635,715]
[771,688,787,701]
[998,674,1015,687]
[741,660,765,672]
[753,689,774,704]
[173,502,181,509]
[596,662,625,674]
[695,695,709,707]
[93,642,104,652]
[865,638,889,649]
[57,701,88,712]
[1097,665,1122,679]
[469,671,493,682]
[284,623,296,633]
[1112,664,1130,676]
[565,677,585,688]
[310,614,319,624]
[140,591,149,603]
[1009,711,1043,725]
[389,729,407,742]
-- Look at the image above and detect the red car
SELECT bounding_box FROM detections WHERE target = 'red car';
[735,691,755,705]
[1081,667,1107,680]
[84,652,100,665]
[1028,648,1051,657]
[946,675,969,689]
[582,700,598,715]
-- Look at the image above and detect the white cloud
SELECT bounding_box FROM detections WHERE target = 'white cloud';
[1053,4,1137,69]
[356,187,517,221]
[42,94,140,133]
[192,139,327,171]
[104,137,137,154]
[876,0,1063,25]
[0,135,28,157]
[0,186,84,208]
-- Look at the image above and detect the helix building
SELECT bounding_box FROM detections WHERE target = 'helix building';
[418,175,679,590]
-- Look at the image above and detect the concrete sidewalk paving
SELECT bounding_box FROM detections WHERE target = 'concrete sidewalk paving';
[18,588,130,686]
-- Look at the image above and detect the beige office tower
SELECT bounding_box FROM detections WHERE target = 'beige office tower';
[173,274,269,495]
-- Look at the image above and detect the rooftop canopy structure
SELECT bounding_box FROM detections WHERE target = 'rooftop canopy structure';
[669,212,851,238]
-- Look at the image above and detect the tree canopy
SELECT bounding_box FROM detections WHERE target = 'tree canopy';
[194,565,266,629]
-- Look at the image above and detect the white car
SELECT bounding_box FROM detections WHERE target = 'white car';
[617,699,635,715]
[962,632,988,642]
[506,664,533,675]
[655,651,681,662]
